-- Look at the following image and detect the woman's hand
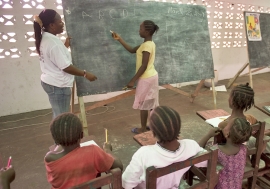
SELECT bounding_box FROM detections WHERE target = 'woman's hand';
[64,36,72,48]
[111,32,121,40]
[85,72,97,82]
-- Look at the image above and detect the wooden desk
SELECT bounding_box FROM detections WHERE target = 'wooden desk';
[133,131,157,146]
[255,102,270,117]
[196,109,230,121]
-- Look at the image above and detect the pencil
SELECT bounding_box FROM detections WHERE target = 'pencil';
[7,156,12,167]
[105,128,108,143]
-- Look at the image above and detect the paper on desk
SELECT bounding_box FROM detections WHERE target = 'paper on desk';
[205,116,230,127]
[210,85,227,92]
[80,140,99,147]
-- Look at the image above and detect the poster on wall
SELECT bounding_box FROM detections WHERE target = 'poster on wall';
[245,12,262,41]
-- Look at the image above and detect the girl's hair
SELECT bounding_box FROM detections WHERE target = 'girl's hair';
[230,117,252,145]
[50,113,83,146]
[33,9,57,55]
[143,20,159,35]
[150,106,180,143]
[231,83,254,111]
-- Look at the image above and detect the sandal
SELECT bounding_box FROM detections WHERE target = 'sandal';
[131,128,141,134]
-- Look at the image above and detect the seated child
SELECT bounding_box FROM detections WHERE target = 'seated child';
[218,83,256,129]
[220,83,270,161]
[122,106,207,189]
[44,113,123,189]
[199,117,252,189]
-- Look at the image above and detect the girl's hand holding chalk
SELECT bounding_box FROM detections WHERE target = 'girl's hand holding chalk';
[111,30,120,40]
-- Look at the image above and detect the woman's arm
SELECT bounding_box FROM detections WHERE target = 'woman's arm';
[112,32,139,53]
[127,51,150,88]
[63,65,97,82]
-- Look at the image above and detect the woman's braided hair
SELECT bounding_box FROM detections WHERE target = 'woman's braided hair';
[50,113,83,146]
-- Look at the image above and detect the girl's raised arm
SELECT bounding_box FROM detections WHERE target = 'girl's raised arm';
[112,32,139,53]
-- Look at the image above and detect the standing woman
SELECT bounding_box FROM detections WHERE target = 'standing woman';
[112,20,159,134]
[33,9,97,118]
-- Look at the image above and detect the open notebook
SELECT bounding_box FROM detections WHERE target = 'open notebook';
[205,116,230,127]
[80,140,99,147]
[263,106,270,113]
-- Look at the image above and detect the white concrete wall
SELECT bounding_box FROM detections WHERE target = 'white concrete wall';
[0,0,269,117]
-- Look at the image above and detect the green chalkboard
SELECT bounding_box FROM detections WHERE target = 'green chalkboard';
[244,12,270,68]
[62,0,214,97]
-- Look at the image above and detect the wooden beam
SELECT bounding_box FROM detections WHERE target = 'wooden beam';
[190,79,205,103]
[162,84,191,97]
[240,66,267,77]
[74,89,136,115]
[227,63,249,89]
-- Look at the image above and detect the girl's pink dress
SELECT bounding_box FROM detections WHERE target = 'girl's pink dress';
[215,144,247,189]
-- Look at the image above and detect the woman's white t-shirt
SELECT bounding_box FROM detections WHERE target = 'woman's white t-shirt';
[39,32,74,87]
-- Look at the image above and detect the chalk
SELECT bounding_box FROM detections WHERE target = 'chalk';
[110,30,114,33]
[122,86,128,91]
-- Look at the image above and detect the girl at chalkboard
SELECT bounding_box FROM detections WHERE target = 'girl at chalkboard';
[33,9,97,119]
[112,20,159,134]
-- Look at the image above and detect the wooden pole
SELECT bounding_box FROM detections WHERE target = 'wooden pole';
[78,97,87,128]
[227,63,249,89]
[211,78,217,109]
[70,81,75,113]
[190,79,205,103]
[249,64,253,88]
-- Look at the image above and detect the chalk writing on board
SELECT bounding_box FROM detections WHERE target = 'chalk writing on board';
[167,7,205,18]
[82,11,92,18]
[109,9,128,19]
[62,0,214,96]
[65,8,71,15]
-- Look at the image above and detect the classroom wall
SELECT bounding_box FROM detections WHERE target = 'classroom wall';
[0,0,269,117]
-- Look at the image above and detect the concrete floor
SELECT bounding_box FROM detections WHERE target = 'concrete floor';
[0,72,269,189]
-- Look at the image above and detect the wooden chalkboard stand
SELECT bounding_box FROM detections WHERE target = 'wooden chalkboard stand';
[227,63,250,89]
[227,11,267,88]
[71,79,217,128]
[226,63,268,89]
